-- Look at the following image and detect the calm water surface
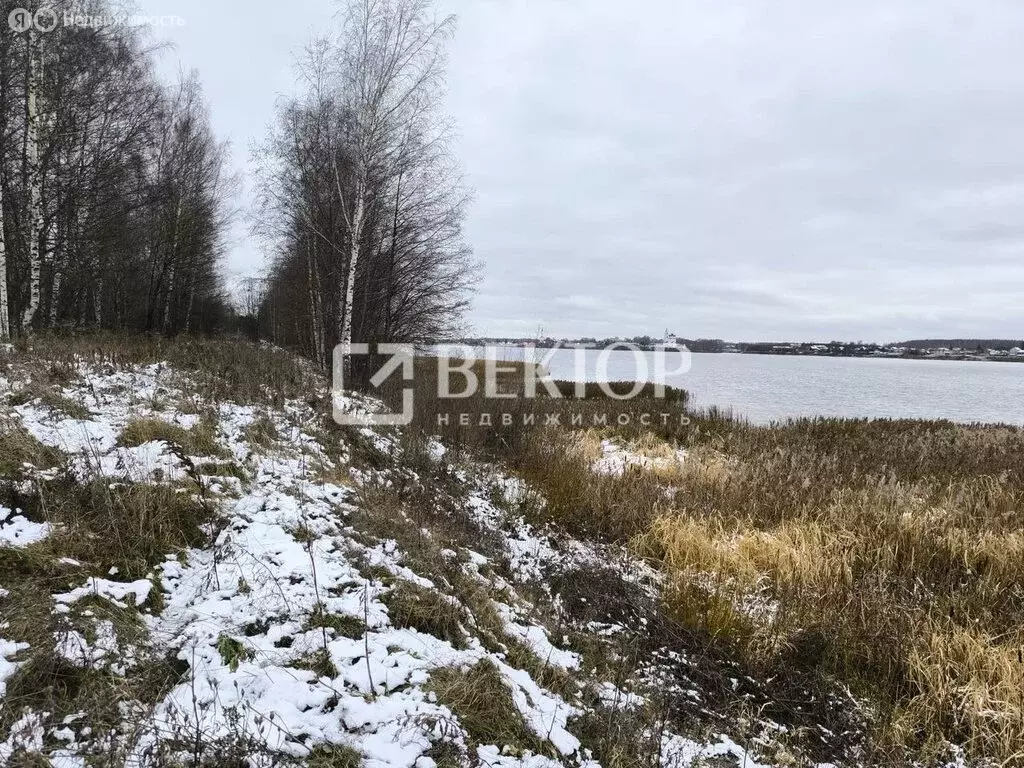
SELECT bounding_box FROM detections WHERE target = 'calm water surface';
[452,347,1024,426]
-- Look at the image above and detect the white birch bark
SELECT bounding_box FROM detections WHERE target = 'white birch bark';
[48,144,71,326]
[162,196,182,333]
[21,29,42,331]
[338,181,365,375]
[0,180,9,341]
[48,241,62,325]
[162,259,176,332]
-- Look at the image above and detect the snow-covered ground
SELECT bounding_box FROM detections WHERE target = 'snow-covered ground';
[591,438,687,478]
[0,347,871,767]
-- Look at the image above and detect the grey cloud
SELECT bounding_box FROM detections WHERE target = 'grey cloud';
[139,0,1024,341]
[942,222,1024,244]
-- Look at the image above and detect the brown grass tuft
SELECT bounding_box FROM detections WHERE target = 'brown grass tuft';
[119,416,224,457]
[381,581,468,649]
[426,660,549,754]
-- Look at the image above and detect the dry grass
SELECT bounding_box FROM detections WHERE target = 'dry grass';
[426,660,548,755]
[514,412,1024,761]
[7,380,91,419]
[0,420,64,475]
[895,625,1024,761]
[1,411,221,757]
[514,427,675,541]
[352,467,581,701]
[4,478,213,582]
[119,415,224,457]
[0,478,199,751]
[568,706,666,768]
[8,335,1019,761]
[308,744,363,768]
[8,332,320,407]
[400,379,1024,760]
[381,581,469,649]
[0,590,189,759]
[242,413,280,448]
[304,606,366,639]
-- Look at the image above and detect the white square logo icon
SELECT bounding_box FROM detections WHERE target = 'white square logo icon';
[332,344,415,426]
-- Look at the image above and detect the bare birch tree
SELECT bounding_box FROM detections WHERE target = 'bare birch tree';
[21,25,42,330]
[332,0,456,373]
[254,0,474,376]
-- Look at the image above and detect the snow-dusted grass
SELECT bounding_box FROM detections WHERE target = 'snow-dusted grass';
[8,339,987,767]
[2,341,796,768]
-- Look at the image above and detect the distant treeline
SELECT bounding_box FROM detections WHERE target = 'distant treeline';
[447,337,727,352]
[737,341,882,355]
[679,338,727,352]
[894,339,1024,351]
[451,337,1024,354]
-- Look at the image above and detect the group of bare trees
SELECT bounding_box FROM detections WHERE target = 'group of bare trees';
[0,0,233,340]
[253,0,476,370]
[0,0,473,351]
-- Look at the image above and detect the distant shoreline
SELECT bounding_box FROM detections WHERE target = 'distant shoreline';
[440,342,1024,364]
[701,350,1024,364]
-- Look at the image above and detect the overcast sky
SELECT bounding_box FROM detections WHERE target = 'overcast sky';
[137,0,1024,342]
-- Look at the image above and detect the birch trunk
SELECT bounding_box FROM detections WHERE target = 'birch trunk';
[162,196,182,333]
[337,180,365,380]
[383,171,403,341]
[0,33,7,341]
[162,259,176,333]
[184,272,196,333]
[48,145,70,327]
[49,268,61,326]
[0,180,9,341]
[307,242,324,367]
[21,28,42,331]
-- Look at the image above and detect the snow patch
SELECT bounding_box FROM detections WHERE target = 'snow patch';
[0,506,51,547]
